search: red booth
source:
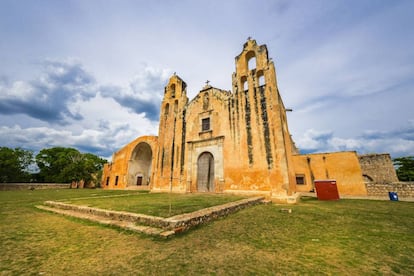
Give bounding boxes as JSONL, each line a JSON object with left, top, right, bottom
{"left": 314, "top": 180, "right": 340, "bottom": 200}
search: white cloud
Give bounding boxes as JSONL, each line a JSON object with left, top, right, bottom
{"left": 0, "top": 60, "right": 97, "bottom": 123}
{"left": 296, "top": 129, "right": 333, "bottom": 151}
{"left": 99, "top": 65, "right": 171, "bottom": 121}
{"left": 0, "top": 61, "right": 165, "bottom": 158}
{"left": 296, "top": 125, "right": 414, "bottom": 158}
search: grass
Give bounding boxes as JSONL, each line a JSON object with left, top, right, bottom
{"left": 61, "top": 192, "right": 247, "bottom": 217}
{"left": 0, "top": 189, "right": 413, "bottom": 275}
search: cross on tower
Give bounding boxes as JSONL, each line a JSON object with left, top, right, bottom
{"left": 205, "top": 80, "right": 210, "bottom": 86}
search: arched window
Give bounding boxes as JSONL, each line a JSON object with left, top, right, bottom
{"left": 257, "top": 71, "right": 265, "bottom": 86}
{"left": 174, "top": 100, "right": 178, "bottom": 114}
{"left": 170, "top": 84, "right": 176, "bottom": 98}
{"left": 246, "top": 51, "right": 256, "bottom": 71}
{"left": 164, "top": 103, "right": 170, "bottom": 116}
{"left": 248, "top": 57, "right": 257, "bottom": 71}
{"left": 241, "top": 76, "right": 248, "bottom": 91}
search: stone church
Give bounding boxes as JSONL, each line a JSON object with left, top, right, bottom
{"left": 101, "top": 39, "right": 397, "bottom": 202}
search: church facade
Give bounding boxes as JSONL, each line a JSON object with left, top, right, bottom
{"left": 101, "top": 39, "right": 396, "bottom": 201}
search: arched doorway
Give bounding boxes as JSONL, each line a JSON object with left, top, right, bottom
{"left": 197, "top": 152, "right": 214, "bottom": 192}
{"left": 128, "top": 142, "right": 152, "bottom": 187}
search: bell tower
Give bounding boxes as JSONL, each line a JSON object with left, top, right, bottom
{"left": 153, "top": 74, "right": 189, "bottom": 191}
{"left": 231, "top": 38, "right": 296, "bottom": 197}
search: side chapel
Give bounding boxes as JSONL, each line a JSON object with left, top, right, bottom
{"left": 101, "top": 39, "right": 397, "bottom": 202}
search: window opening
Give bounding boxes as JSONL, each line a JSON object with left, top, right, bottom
{"left": 248, "top": 56, "right": 256, "bottom": 71}
{"left": 202, "top": 118, "right": 210, "bottom": 131}
{"left": 164, "top": 103, "right": 170, "bottom": 116}
{"left": 258, "top": 75, "right": 265, "bottom": 86}
{"left": 296, "top": 175, "right": 305, "bottom": 185}
{"left": 106, "top": 177, "right": 110, "bottom": 186}
{"left": 115, "top": 176, "right": 119, "bottom": 186}
{"left": 241, "top": 75, "right": 248, "bottom": 91}
{"left": 243, "top": 80, "right": 248, "bottom": 91}
{"left": 174, "top": 100, "right": 178, "bottom": 114}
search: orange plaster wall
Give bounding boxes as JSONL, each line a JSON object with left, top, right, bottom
{"left": 292, "top": 151, "right": 367, "bottom": 196}
{"left": 101, "top": 136, "right": 158, "bottom": 190}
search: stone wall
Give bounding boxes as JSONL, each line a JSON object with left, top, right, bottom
{"left": 365, "top": 182, "right": 414, "bottom": 198}
{"left": 0, "top": 183, "right": 71, "bottom": 191}
{"left": 358, "top": 153, "right": 398, "bottom": 184}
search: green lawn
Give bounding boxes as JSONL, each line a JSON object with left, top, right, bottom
{"left": 1, "top": 189, "right": 413, "bottom": 275}
{"left": 62, "top": 192, "right": 247, "bottom": 217}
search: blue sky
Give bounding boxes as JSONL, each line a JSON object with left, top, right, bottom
{"left": 0, "top": 0, "right": 413, "bottom": 159}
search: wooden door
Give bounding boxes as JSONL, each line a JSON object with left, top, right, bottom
{"left": 197, "top": 152, "right": 214, "bottom": 192}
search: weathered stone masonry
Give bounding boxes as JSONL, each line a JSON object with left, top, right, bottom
{"left": 365, "top": 182, "right": 414, "bottom": 198}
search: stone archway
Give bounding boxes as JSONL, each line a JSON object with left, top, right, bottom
{"left": 128, "top": 142, "right": 152, "bottom": 187}
{"left": 197, "top": 152, "right": 214, "bottom": 192}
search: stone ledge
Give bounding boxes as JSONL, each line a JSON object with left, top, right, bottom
{"left": 36, "top": 205, "right": 170, "bottom": 237}
{"left": 40, "top": 196, "right": 265, "bottom": 237}
{"left": 165, "top": 196, "right": 264, "bottom": 230}
{"left": 43, "top": 201, "right": 167, "bottom": 228}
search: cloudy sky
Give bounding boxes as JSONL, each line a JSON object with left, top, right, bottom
{"left": 0, "top": 0, "right": 413, "bottom": 159}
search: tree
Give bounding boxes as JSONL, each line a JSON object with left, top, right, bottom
{"left": 36, "top": 147, "right": 79, "bottom": 182}
{"left": 393, "top": 156, "right": 414, "bottom": 181}
{"left": 35, "top": 147, "right": 107, "bottom": 184}
{"left": 81, "top": 153, "right": 107, "bottom": 185}
{"left": 0, "top": 147, "right": 34, "bottom": 182}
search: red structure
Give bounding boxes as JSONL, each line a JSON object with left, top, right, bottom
{"left": 314, "top": 180, "right": 340, "bottom": 200}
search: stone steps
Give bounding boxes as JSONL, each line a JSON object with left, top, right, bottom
{"left": 36, "top": 196, "right": 265, "bottom": 238}
{"left": 36, "top": 205, "right": 174, "bottom": 237}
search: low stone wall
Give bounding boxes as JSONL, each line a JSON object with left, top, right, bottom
{"left": 365, "top": 182, "right": 414, "bottom": 198}
{"left": 165, "top": 197, "right": 265, "bottom": 231}
{"left": 0, "top": 183, "right": 71, "bottom": 191}
{"left": 43, "top": 201, "right": 167, "bottom": 228}
{"left": 44, "top": 196, "right": 265, "bottom": 232}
